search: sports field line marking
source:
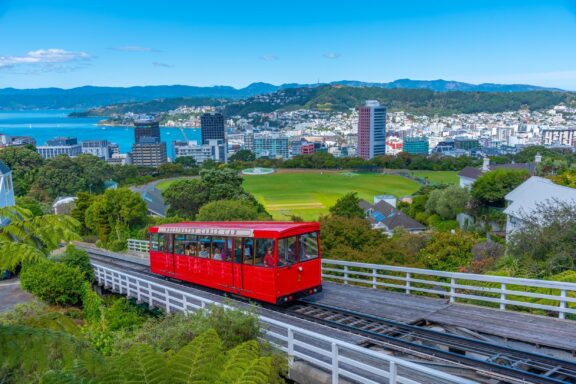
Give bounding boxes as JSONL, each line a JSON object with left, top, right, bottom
{"left": 266, "top": 203, "right": 325, "bottom": 208}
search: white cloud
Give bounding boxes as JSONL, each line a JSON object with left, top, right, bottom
{"left": 0, "top": 49, "right": 92, "bottom": 73}
{"left": 260, "top": 54, "right": 279, "bottom": 61}
{"left": 111, "top": 45, "right": 159, "bottom": 53}
{"left": 323, "top": 52, "right": 341, "bottom": 59}
{"left": 153, "top": 61, "right": 174, "bottom": 68}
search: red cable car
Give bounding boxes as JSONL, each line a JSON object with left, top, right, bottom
{"left": 149, "top": 222, "right": 322, "bottom": 304}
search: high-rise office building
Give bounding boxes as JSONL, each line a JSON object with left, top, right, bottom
{"left": 81, "top": 140, "right": 111, "bottom": 160}
{"left": 403, "top": 137, "right": 429, "bottom": 155}
{"left": 253, "top": 133, "right": 289, "bottom": 159}
{"left": 37, "top": 137, "right": 82, "bottom": 159}
{"left": 357, "top": 100, "right": 386, "bottom": 160}
{"left": 173, "top": 139, "right": 227, "bottom": 164}
{"left": 131, "top": 119, "right": 167, "bottom": 166}
{"left": 200, "top": 113, "right": 225, "bottom": 144}
{"left": 134, "top": 120, "right": 161, "bottom": 143}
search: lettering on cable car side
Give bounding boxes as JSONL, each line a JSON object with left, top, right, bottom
{"left": 158, "top": 227, "right": 254, "bottom": 237}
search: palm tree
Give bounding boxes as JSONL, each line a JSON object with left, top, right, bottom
{"left": 0, "top": 206, "right": 81, "bottom": 271}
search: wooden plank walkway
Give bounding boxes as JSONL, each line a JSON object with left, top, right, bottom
{"left": 309, "top": 282, "right": 576, "bottom": 352}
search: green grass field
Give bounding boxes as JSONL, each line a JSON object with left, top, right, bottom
{"left": 155, "top": 170, "right": 458, "bottom": 220}
{"left": 242, "top": 171, "right": 424, "bottom": 220}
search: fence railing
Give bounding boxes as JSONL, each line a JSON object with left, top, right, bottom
{"left": 92, "top": 262, "right": 473, "bottom": 384}
{"left": 123, "top": 239, "right": 576, "bottom": 320}
{"left": 127, "top": 239, "right": 150, "bottom": 254}
{"left": 322, "top": 259, "right": 576, "bottom": 320}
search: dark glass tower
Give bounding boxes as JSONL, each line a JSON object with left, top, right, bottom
{"left": 200, "top": 113, "right": 225, "bottom": 144}
{"left": 134, "top": 120, "right": 161, "bottom": 143}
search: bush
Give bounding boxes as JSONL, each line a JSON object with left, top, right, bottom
{"left": 20, "top": 260, "right": 84, "bottom": 306}
{"left": 81, "top": 282, "right": 102, "bottom": 324}
{"left": 59, "top": 244, "right": 94, "bottom": 282}
{"left": 103, "top": 297, "right": 147, "bottom": 331}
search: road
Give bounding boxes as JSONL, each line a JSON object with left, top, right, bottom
{"left": 0, "top": 279, "right": 34, "bottom": 313}
{"left": 130, "top": 176, "right": 196, "bottom": 217}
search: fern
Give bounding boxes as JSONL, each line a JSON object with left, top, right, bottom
{"left": 219, "top": 341, "right": 271, "bottom": 384}
{"left": 169, "top": 329, "right": 224, "bottom": 384}
{"left": 105, "top": 344, "right": 167, "bottom": 384}
{"left": 0, "top": 206, "right": 81, "bottom": 271}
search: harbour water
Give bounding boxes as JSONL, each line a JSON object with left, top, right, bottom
{"left": 0, "top": 110, "right": 201, "bottom": 155}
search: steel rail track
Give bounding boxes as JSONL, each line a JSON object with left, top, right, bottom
{"left": 86, "top": 251, "right": 576, "bottom": 384}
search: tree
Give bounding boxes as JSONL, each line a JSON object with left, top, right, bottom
{"left": 159, "top": 162, "right": 185, "bottom": 177}
{"left": 0, "top": 206, "right": 80, "bottom": 271}
{"left": 73, "top": 154, "right": 113, "bottom": 194}
{"left": 58, "top": 244, "right": 95, "bottom": 282}
{"left": 16, "top": 196, "right": 44, "bottom": 216}
{"left": 175, "top": 156, "right": 198, "bottom": 168}
{"left": 417, "top": 230, "right": 478, "bottom": 271}
{"left": 471, "top": 169, "right": 530, "bottom": 207}
{"left": 85, "top": 188, "right": 148, "bottom": 249}
{"left": 329, "top": 192, "right": 365, "bottom": 219}
{"left": 507, "top": 201, "right": 576, "bottom": 277}
{"left": 20, "top": 260, "right": 85, "bottom": 306}
{"left": 425, "top": 185, "right": 470, "bottom": 219}
{"left": 229, "top": 149, "right": 256, "bottom": 162}
{"left": 554, "top": 169, "right": 576, "bottom": 188}
{"left": 196, "top": 200, "right": 270, "bottom": 221}
{"left": 0, "top": 146, "right": 43, "bottom": 196}
{"left": 70, "top": 192, "right": 96, "bottom": 235}
{"left": 162, "top": 179, "right": 209, "bottom": 218}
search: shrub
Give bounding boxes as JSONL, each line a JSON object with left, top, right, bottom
{"left": 103, "top": 297, "right": 147, "bottom": 331}
{"left": 81, "top": 282, "right": 102, "bottom": 325}
{"left": 59, "top": 244, "right": 94, "bottom": 282}
{"left": 20, "top": 260, "right": 84, "bottom": 306}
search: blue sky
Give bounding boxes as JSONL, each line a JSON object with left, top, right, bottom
{"left": 0, "top": 0, "right": 575, "bottom": 89}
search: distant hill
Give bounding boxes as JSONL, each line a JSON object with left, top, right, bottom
{"left": 0, "top": 79, "right": 566, "bottom": 110}
{"left": 75, "top": 85, "right": 575, "bottom": 118}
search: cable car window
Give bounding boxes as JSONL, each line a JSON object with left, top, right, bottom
{"left": 278, "top": 236, "right": 298, "bottom": 267}
{"left": 184, "top": 235, "right": 198, "bottom": 256}
{"left": 212, "top": 236, "right": 226, "bottom": 261}
{"left": 243, "top": 238, "right": 254, "bottom": 265}
{"left": 255, "top": 239, "right": 275, "bottom": 268}
{"left": 198, "top": 237, "right": 211, "bottom": 258}
{"left": 150, "top": 233, "right": 160, "bottom": 251}
{"left": 157, "top": 234, "right": 166, "bottom": 252}
{"left": 299, "top": 232, "right": 319, "bottom": 261}
{"left": 226, "top": 238, "right": 234, "bottom": 262}
{"left": 174, "top": 234, "right": 187, "bottom": 255}
{"left": 233, "top": 238, "right": 243, "bottom": 263}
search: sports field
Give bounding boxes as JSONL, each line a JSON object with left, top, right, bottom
{"left": 242, "top": 170, "right": 422, "bottom": 220}
{"left": 406, "top": 170, "right": 459, "bottom": 185}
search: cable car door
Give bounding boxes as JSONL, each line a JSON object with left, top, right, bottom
{"left": 231, "top": 237, "right": 243, "bottom": 292}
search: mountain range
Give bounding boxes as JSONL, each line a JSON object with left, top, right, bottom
{"left": 0, "top": 79, "right": 566, "bottom": 110}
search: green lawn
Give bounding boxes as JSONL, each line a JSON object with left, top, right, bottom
{"left": 155, "top": 170, "right": 459, "bottom": 220}
{"left": 407, "top": 170, "right": 459, "bottom": 185}
{"left": 242, "top": 171, "right": 421, "bottom": 220}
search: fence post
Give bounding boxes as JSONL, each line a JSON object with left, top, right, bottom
{"left": 372, "top": 269, "right": 377, "bottom": 289}
{"left": 500, "top": 283, "right": 507, "bottom": 311}
{"left": 331, "top": 342, "right": 339, "bottom": 384}
{"left": 165, "top": 287, "right": 170, "bottom": 314}
{"left": 389, "top": 361, "right": 397, "bottom": 384}
{"left": 559, "top": 289, "right": 567, "bottom": 320}
{"left": 450, "top": 277, "right": 456, "bottom": 303}
{"left": 405, "top": 272, "right": 411, "bottom": 295}
{"left": 136, "top": 280, "right": 141, "bottom": 302}
{"left": 344, "top": 265, "right": 349, "bottom": 285}
{"left": 148, "top": 283, "right": 153, "bottom": 308}
{"left": 287, "top": 328, "right": 294, "bottom": 366}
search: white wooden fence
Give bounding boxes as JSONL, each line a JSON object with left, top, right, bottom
{"left": 125, "top": 239, "right": 576, "bottom": 320}
{"left": 92, "top": 262, "right": 474, "bottom": 384}
{"left": 322, "top": 259, "right": 576, "bottom": 320}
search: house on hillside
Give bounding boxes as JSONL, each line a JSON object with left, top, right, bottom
{"left": 359, "top": 197, "right": 426, "bottom": 236}
{"left": 0, "top": 161, "right": 16, "bottom": 226}
{"left": 458, "top": 155, "right": 540, "bottom": 189}
{"left": 503, "top": 176, "right": 576, "bottom": 236}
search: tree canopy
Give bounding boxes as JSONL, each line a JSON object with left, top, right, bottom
{"left": 471, "top": 169, "right": 530, "bottom": 207}
{"left": 329, "top": 192, "right": 365, "bottom": 219}
{"left": 0, "top": 146, "right": 43, "bottom": 196}
{"left": 196, "top": 199, "right": 270, "bottom": 221}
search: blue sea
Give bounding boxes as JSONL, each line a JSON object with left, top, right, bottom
{"left": 0, "top": 110, "right": 201, "bottom": 156}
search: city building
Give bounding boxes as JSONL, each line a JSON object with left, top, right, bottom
{"left": 37, "top": 137, "right": 82, "bottom": 159}
{"left": 131, "top": 119, "right": 167, "bottom": 167}
{"left": 81, "top": 140, "right": 111, "bottom": 160}
{"left": 253, "top": 133, "right": 289, "bottom": 159}
{"left": 0, "top": 161, "right": 15, "bottom": 213}
{"left": 504, "top": 177, "right": 576, "bottom": 236}
{"left": 131, "top": 138, "right": 167, "bottom": 167}
{"left": 403, "top": 136, "right": 429, "bottom": 155}
{"left": 173, "top": 139, "right": 227, "bottom": 164}
{"left": 454, "top": 137, "right": 480, "bottom": 151}
{"left": 134, "top": 120, "right": 161, "bottom": 142}
{"left": 10, "top": 136, "right": 36, "bottom": 147}
{"left": 200, "top": 112, "right": 225, "bottom": 144}
{"left": 107, "top": 153, "right": 132, "bottom": 165}
{"left": 541, "top": 128, "right": 576, "bottom": 147}
{"left": 357, "top": 100, "right": 386, "bottom": 160}
{"left": 300, "top": 142, "right": 315, "bottom": 155}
